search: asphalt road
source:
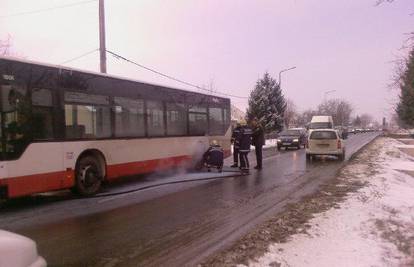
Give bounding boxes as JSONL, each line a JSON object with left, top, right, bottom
{"left": 0, "top": 132, "right": 379, "bottom": 267}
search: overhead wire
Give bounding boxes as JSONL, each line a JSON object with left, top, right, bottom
{"left": 106, "top": 50, "right": 248, "bottom": 99}
{"left": 60, "top": 48, "right": 99, "bottom": 64}
{"left": 0, "top": 0, "right": 98, "bottom": 19}
{"left": 1, "top": 1, "right": 249, "bottom": 100}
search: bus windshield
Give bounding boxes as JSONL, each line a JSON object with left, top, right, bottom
{"left": 0, "top": 84, "right": 30, "bottom": 160}
{"left": 0, "top": 84, "right": 53, "bottom": 160}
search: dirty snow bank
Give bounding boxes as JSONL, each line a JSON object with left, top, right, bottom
{"left": 248, "top": 138, "right": 414, "bottom": 267}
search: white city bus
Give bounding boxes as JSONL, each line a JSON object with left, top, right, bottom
{"left": 0, "top": 56, "right": 231, "bottom": 198}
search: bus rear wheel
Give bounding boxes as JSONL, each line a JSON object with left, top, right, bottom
{"left": 74, "top": 156, "right": 103, "bottom": 196}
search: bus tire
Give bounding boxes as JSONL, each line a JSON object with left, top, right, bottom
{"left": 74, "top": 156, "right": 103, "bottom": 196}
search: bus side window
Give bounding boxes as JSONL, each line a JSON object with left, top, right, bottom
{"left": 223, "top": 107, "right": 230, "bottom": 130}
{"left": 32, "top": 88, "right": 54, "bottom": 140}
{"left": 208, "top": 107, "right": 224, "bottom": 135}
{"left": 188, "top": 105, "right": 207, "bottom": 136}
{"left": 146, "top": 100, "right": 165, "bottom": 137}
{"left": 64, "top": 104, "right": 111, "bottom": 139}
{"left": 166, "top": 103, "right": 187, "bottom": 136}
{"left": 114, "top": 97, "right": 145, "bottom": 137}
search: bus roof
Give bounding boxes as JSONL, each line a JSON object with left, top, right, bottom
{"left": 0, "top": 55, "right": 230, "bottom": 102}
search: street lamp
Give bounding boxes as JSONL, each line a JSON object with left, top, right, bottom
{"left": 278, "top": 66, "right": 296, "bottom": 88}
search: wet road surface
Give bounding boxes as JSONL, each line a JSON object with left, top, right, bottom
{"left": 0, "top": 133, "right": 379, "bottom": 266}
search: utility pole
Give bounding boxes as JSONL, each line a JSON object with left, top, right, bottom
{"left": 99, "top": 0, "right": 107, "bottom": 73}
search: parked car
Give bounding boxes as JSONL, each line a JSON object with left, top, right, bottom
{"left": 306, "top": 129, "right": 345, "bottom": 161}
{"left": 0, "top": 230, "right": 46, "bottom": 267}
{"left": 334, "top": 126, "right": 348, "bottom": 139}
{"left": 277, "top": 128, "right": 307, "bottom": 150}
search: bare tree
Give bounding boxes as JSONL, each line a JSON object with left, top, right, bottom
{"left": 317, "top": 98, "right": 353, "bottom": 126}
{"left": 284, "top": 98, "right": 298, "bottom": 128}
{"left": 359, "top": 113, "right": 375, "bottom": 128}
{"left": 0, "top": 35, "right": 24, "bottom": 58}
{"left": 0, "top": 35, "right": 12, "bottom": 56}
{"left": 375, "top": 0, "right": 394, "bottom": 5}
{"left": 296, "top": 109, "right": 317, "bottom": 127}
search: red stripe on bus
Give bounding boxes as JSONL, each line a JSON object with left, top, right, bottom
{"left": 0, "top": 170, "right": 74, "bottom": 198}
{"left": 1, "top": 150, "right": 231, "bottom": 198}
{"left": 106, "top": 155, "right": 193, "bottom": 179}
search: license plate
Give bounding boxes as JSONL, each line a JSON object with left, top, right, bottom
{"left": 283, "top": 143, "right": 291, "bottom": 146}
{"left": 317, "top": 144, "right": 329, "bottom": 147}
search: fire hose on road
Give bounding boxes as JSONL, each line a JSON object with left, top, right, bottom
{"left": 92, "top": 169, "right": 245, "bottom": 198}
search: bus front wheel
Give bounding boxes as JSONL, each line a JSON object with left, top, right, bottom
{"left": 74, "top": 156, "right": 103, "bottom": 196}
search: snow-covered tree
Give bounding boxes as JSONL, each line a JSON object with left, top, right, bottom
{"left": 246, "top": 72, "right": 286, "bottom": 133}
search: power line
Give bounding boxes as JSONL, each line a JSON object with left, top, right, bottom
{"left": 106, "top": 50, "right": 248, "bottom": 99}
{"left": 60, "top": 48, "right": 99, "bottom": 64}
{"left": 0, "top": 0, "right": 98, "bottom": 19}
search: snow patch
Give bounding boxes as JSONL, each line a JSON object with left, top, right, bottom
{"left": 248, "top": 138, "right": 414, "bottom": 267}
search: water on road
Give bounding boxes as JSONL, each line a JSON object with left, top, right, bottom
{"left": 0, "top": 133, "right": 378, "bottom": 266}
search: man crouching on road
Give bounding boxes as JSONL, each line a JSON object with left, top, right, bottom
{"left": 238, "top": 120, "right": 252, "bottom": 174}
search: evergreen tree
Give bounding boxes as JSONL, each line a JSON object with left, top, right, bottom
{"left": 397, "top": 48, "right": 414, "bottom": 127}
{"left": 246, "top": 72, "right": 286, "bottom": 133}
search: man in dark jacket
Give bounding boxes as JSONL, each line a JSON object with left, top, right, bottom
{"left": 251, "top": 119, "right": 265, "bottom": 170}
{"left": 230, "top": 122, "right": 242, "bottom": 168}
{"left": 238, "top": 120, "right": 252, "bottom": 173}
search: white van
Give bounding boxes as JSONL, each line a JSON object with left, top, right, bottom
{"left": 309, "top": 116, "right": 334, "bottom": 130}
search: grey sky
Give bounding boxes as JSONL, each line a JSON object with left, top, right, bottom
{"left": 1, "top": 0, "right": 413, "bottom": 121}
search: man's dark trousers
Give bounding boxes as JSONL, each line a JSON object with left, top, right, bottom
{"left": 255, "top": 145, "right": 263, "bottom": 168}
{"left": 233, "top": 146, "right": 239, "bottom": 166}
{"left": 239, "top": 151, "right": 249, "bottom": 170}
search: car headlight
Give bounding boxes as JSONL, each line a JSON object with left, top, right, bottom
{"left": 277, "top": 139, "right": 282, "bottom": 142}
{"left": 293, "top": 138, "right": 299, "bottom": 142}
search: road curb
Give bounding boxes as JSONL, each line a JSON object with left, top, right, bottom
{"left": 348, "top": 135, "right": 380, "bottom": 162}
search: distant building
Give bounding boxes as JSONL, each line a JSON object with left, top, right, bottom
{"left": 231, "top": 104, "right": 245, "bottom": 122}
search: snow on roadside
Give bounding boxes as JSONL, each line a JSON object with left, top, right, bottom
{"left": 263, "top": 139, "right": 278, "bottom": 149}
{"left": 230, "top": 139, "right": 279, "bottom": 153}
{"left": 247, "top": 138, "right": 414, "bottom": 267}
